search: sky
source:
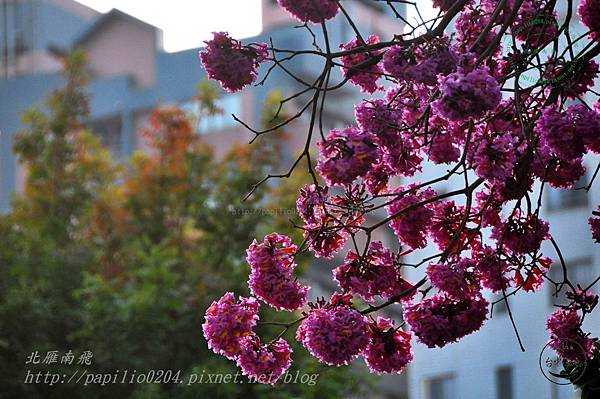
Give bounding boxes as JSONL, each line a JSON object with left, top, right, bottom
{"left": 75, "top": 0, "right": 263, "bottom": 52}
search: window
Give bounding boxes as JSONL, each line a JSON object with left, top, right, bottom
{"left": 181, "top": 94, "right": 241, "bottom": 134}
{"left": 425, "top": 375, "right": 456, "bottom": 399}
{"left": 496, "top": 366, "right": 513, "bottom": 399}
{"left": 492, "top": 294, "right": 509, "bottom": 315}
{"left": 548, "top": 257, "right": 595, "bottom": 306}
{"left": 89, "top": 116, "right": 123, "bottom": 157}
{"left": 546, "top": 172, "right": 588, "bottom": 211}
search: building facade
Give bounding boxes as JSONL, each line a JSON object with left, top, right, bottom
{"left": 0, "top": 0, "right": 401, "bottom": 211}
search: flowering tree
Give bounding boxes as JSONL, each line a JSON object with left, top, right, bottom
{"left": 0, "top": 53, "right": 371, "bottom": 398}
{"left": 200, "top": 0, "right": 600, "bottom": 393}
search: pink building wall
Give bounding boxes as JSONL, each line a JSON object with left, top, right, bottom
{"left": 84, "top": 16, "right": 158, "bottom": 87}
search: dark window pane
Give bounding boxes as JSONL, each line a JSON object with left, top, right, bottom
{"left": 496, "top": 366, "right": 513, "bottom": 399}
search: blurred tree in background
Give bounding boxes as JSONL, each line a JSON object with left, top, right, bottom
{"left": 0, "top": 52, "right": 371, "bottom": 399}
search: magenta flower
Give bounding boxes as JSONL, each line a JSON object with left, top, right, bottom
{"left": 384, "top": 84, "right": 428, "bottom": 125}
{"left": 566, "top": 289, "right": 599, "bottom": 312}
{"left": 304, "top": 222, "right": 349, "bottom": 259}
{"left": 387, "top": 185, "right": 436, "bottom": 250}
{"left": 202, "top": 292, "right": 259, "bottom": 360}
{"left": 236, "top": 336, "right": 293, "bottom": 385}
{"left": 296, "top": 184, "right": 329, "bottom": 225}
{"left": 532, "top": 146, "right": 587, "bottom": 189}
{"left": 492, "top": 212, "right": 550, "bottom": 255}
{"left": 433, "top": 66, "right": 501, "bottom": 121}
{"left": 513, "top": 2, "right": 558, "bottom": 48}
{"left": 380, "top": 137, "right": 423, "bottom": 177}
{"left": 364, "top": 161, "right": 393, "bottom": 194}
{"left": 277, "top": 0, "right": 339, "bottom": 23}
{"left": 427, "top": 132, "right": 460, "bottom": 164}
{"left": 472, "top": 131, "right": 517, "bottom": 182}
{"left": 535, "top": 105, "right": 596, "bottom": 161}
{"left": 316, "top": 127, "right": 378, "bottom": 186}
{"left": 340, "top": 35, "right": 383, "bottom": 93}
{"left": 364, "top": 317, "right": 413, "bottom": 374}
{"left": 578, "top": 0, "right": 600, "bottom": 41}
{"left": 404, "top": 294, "right": 488, "bottom": 348}
{"left": 333, "top": 241, "right": 404, "bottom": 301}
{"left": 588, "top": 103, "right": 600, "bottom": 154}
{"left": 475, "top": 186, "right": 504, "bottom": 228}
{"left": 426, "top": 258, "right": 481, "bottom": 300}
{"left": 383, "top": 42, "right": 457, "bottom": 85}
{"left": 246, "top": 233, "right": 308, "bottom": 311}
{"left": 546, "top": 308, "right": 594, "bottom": 361}
{"left": 544, "top": 59, "right": 598, "bottom": 99}
{"left": 296, "top": 186, "right": 365, "bottom": 259}
{"left": 429, "top": 200, "right": 477, "bottom": 251}
{"left": 354, "top": 99, "right": 402, "bottom": 147}
{"left": 590, "top": 206, "right": 600, "bottom": 243}
{"left": 296, "top": 294, "right": 369, "bottom": 366}
{"left": 473, "top": 246, "right": 511, "bottom": 293}
{"left": 454, "top": 7, "right": 496, "bottom": 56}
{"left": 199, "top": 32, "right": 268, "bottom": 92}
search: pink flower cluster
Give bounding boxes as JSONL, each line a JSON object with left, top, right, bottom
{"left": 433, "top": 66, "right": 502, "bottom": 121}
{"left": 333, "top": 241, "right": 413, "bottom": 302}
{"left": 429, "top": 200, "right": 477, "bottom": 250}
{"left": 492, "top": 212, "right": 550, "bottom": 255}
{"left": 296, "top": 294, "right": 369, "bottom": 365}
{"left": 566, "top": 289, "right": 599, "bottom": 313}
{"left": 578, "top": 0, "right": 600, "bottom": 41}
{"left": 426, "top": 258, "right": 480, "bottom": 299}
{"left": 472, "top": 131, "right": 517, "bottom": 182}
{"left": 513, "top": 1, "right": 558, "bottom": 48}
{"left": 303, "top": 216, "right": 352, "bottom": 259}
{"left": 203, "top": 293, "right": 294, "bottom": 384}
{"left": 387, "top": 185, "right": 436, "bottom": 250}
{"left": 544, "top": 59, "right": 599, "bottom": 99}
{"left": 354, "top": 98, "right": 424, "bottom": 179}
{"left": 546, "top": 308, "right": 595, "bottom": 361}
{"left": 533, "top": 146, "right": 587, "bottom": 189}
{"left": 236, "top": 336, "right": 293, "bottom": 384}
{"left": 296, "top": 184, "right": 328, "bottom": 224}
{"left": 199, "top": 32, "right": 268, "bottom": 92}
{"left": 404, "top": 294, "right": 488, "bottom": 348}
{"left": 203, "top": 293, "right": 259, "bottom": 360}
{"left": 354, "top": 99, "right": 402, "bottom": 147}
{"left": 428, "top": 130, "right": 461, "bottom": 164}
{"left": 340, "top": 35, "right": 383, "bottom": 93}
{"left": 296, "top": 295, "right": 416, "bottom": 372}
{"left": 277, "top": 0, "right": 339, "bottom": 23}
{"left": 246, "top": 233, "right": 309, "bottom": 311}
{"left": 316, "top": 127, "right": 378, "bottom": 186}
{"left": 364, "top": 317, "right": 413, "bottom": 374}
{"left": 474, "top": 246, "right": 511, "bottom": 293}
{"left": 382, "top": 41, "right": 457, "bottom": 86}
{"left": 535, "top": 104, "right": 600, "bottom": 162}
{"left": 590, "top": 206, "right": 600, "bottom": 243}
{"left": 295, "top": 184, "right": 360, "bottom": 259}
{"left": 454, "top": 6, "right": 496, "bottom": 55}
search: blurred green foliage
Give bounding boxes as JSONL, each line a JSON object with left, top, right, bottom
{"left": 0, "top": 51, "right": 372, "bottom": 399}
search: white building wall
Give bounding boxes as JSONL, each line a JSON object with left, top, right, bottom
{"left": 404, "top": 0, "right": 600, "bottom": 395}
{"left": 404, "top": 159, "right": 599, "bottom": 399}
